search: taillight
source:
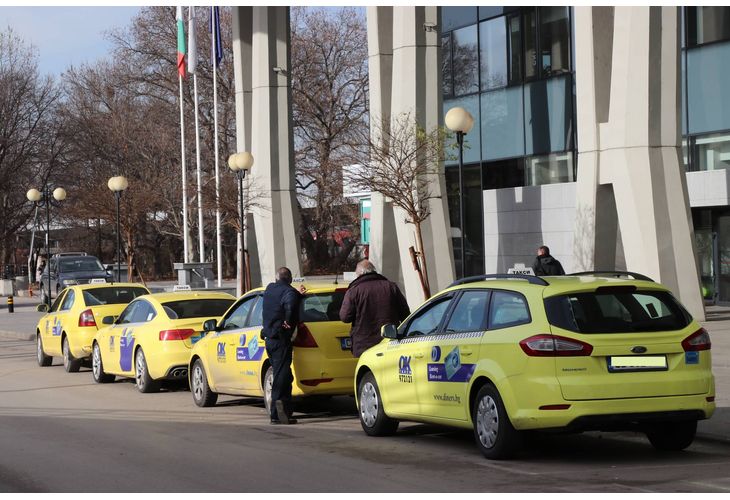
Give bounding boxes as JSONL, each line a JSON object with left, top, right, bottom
{"left": 520, "top": 334, "right": 593, "bottom": 357}
{"left": 682, "top": 327, "right": 711, "bottom": 351}
{"left": 159, "top": 329, "right": 195, "bottom": 341}
{"left": 292, "top": 323, "right": 318, "bottom": 348}
{"left": 78, "top": 309, "right": 97, "bottom": 327}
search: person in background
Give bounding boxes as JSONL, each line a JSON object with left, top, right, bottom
{"left": 532, "top": 245, "right": 565, "bottom": 276}
{"left": 340, "top": 259, "right": 411, "bottom": 357}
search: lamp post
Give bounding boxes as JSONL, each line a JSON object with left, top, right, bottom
{"left": 26, "top": 185, "right": 67, "bottom": 307}
{"left": 445, "top": 106, "right": 475, "bottom": 279}
{"left": 228, "top": 152, "right": 254, "bottom": 296}
{"left": 107, "top": 176, "right": 129, "bottom": 283}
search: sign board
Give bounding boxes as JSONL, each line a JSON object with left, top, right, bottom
{"left": 507, "top": 263, "right": 535, "bottom": 276}
{"left": 90, "top": 278, "right": 107, "bottom": 284}
{"left": 173, "top": 284, "right": 192, "bottom": 291}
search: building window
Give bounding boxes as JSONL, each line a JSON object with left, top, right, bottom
{"left": 525, "top": 151, "right": 574, "bottom": 186}
{"left": 452, "top": 25, "right": 479, "bottom": 96}
{"left": 479, "top": 17, "right": 508, "bottom": 90}
{"left": 482, "top": 157, "right": 526, "bottom": 190}
{"left": 686, "top": 7, "right": 730, "bottom": 47}
{"left": 539, "top": 7, "right": 571, "bottom": 77}
{"left": 480, "top": 87, "right": 524, "bottom": 161}
{"left": 524, "top": 9, "right": 538, "bottom": 80}
{"left": 524, "top": 74, "right": 573, "bottom": 155}
{"left": 446, "top": 164, "right": 485, "bottom": 278}
{"left": 692, "top": 132, "right": 730, "bottom": 171}
{"left": 442, "top": 7, "right": 478, "bottom": 32}
{"left": 442, "top": 33, "right": 453, "bottom": 96}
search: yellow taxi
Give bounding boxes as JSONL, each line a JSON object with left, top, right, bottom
{"left": 188, "top": 283, "right": 356, "bottom": 413}
{"left": 35, "top": 282, "right": 150, "bottom": 372}
{"left": 354, "top": 272, "right": 715, "bottom": 459}
{"left": 91, "top": 291, "right": 235, "bottom": 393}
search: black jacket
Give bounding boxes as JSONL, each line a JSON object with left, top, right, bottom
{"left": 532, "top": 254, "right": 565, "bottom": 276}
{"left": 261, "top": 280, "right": 302, "bottom": 340}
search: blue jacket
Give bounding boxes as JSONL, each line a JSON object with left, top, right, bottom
{"left": 261, "top": 279, "right": 302, "bottom": 340}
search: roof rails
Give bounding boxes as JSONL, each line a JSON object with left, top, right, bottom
{"left": 568, "top": 271, "right": 654, "bottom": 282}
{"left": 450, "top": 274, "right": 549, "bottom": 287}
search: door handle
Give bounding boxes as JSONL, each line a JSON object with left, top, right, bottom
{"left": 461, "top": 349, "right": 474, "bottom": 356}
{"left": 414, "top": 352, "right": 424, "bottom": 359}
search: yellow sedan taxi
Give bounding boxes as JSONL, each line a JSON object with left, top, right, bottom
{"left": 92, "top": 291, "right": 235, "bottom": 393}
{"left": 354, "top": 272, "right": 715, "bottom": 459}
{"left": 35, "top": 282, "right": 150, "bottom": 372}
{"left": 188, "top": 284, "right": 356, "bottom": 413}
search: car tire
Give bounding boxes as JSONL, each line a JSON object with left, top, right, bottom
{"left": 191, "top": 359, "right": 218, "bottom": 407}
{"left": 40, "top": 284, "right": 49, "bottom": 305}
{"left": 135, "top": 348, "right": 160, "bottom": 393}
{"left": 92, "top": 342, "right": 115, "bottom": 383}
{"left": 264, "top": 366, "right": 274, "bottom": 416}
{"left": 37, "top": 334, "right": 52, "bottom": 367}
{"left": 358, "top": 372, "right": 399, "bottom": 436}
{"left": 472, "top": 384, "right": 520, "bottom": 460}
{"left": 646, "top": 420, "right": 697, "bottom": 451}
{"left": 62, "top": 336, "right": 82, "bottom": 373}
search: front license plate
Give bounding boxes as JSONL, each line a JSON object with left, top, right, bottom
{"left": 608, "top": 355, "right": 668, "bottom": 372}
{"left": 339, "top": 337, "right": 352, "bottom": 351}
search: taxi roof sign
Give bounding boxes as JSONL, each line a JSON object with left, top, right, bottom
{"left": 90, "top": 278, "right": 107, "bottom": 284}
{"left": 173, "top": 284, "right": 192, "bottom": 291}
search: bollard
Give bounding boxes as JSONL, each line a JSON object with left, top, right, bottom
{"left": 7, "top": 296, "right": 14, "bottom": 313}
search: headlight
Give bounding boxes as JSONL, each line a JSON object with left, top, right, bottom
{"left": 62, "top": 279, "right": 78, "bottom": 285}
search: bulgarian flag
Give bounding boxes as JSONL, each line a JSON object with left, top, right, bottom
{"left": 176, "top": 6, "right": 186, "bottom": 77}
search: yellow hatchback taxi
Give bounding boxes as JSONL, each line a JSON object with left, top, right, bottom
{"left": 35, "top": 282, "right": 150, "bottom": 372}
{"left": 355, "top": 272, "right": 715, "bottom": 460}
{"left": 92, "top": 291, "right": 235, "bottom": 393}
{"left": 189, "top": 284, "right": 356, "bottom": 413}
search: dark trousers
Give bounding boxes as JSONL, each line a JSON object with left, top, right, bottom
{"left": 265, "top": 336, "right": 293, "bottom": 419}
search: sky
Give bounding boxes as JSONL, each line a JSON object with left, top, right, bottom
{"left": 0, "top": 6, "right": 141, "bottom": 77}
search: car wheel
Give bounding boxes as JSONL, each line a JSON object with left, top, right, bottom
{"left": 40, "top": 284, "right": 49, "bottom": 305}
{"left": 358, "top": 371, "right": 399, "bottom": 436}
{"left": 646, "top": 420, "right": 697, "bottom": 451}
{"left": 264, "top": 366, "right": 274, "bottom": 415}
{"left": 135, "top": 348, "right": 160, "bottom": 393}
{"left": 191, "top": 359, "right": 218, "bottom": 407}
{"left": 37, "top": 334, "right": 52, "bottom": 367}
{"left": 92, "top": 342, "right": 115, "bottom": 383}
{"left": 62, "top": 336, "right": 82, "bottom": 373}
{"left": 472, "top": 384, "right": 520, "bottom": 460}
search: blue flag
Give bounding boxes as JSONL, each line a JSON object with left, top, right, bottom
{"left": 211, "top": 6, "right": 223, "bottom": 66}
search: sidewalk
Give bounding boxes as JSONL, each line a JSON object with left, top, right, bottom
{"left": 0, "top": 294, "right": 727, "bottom": 443}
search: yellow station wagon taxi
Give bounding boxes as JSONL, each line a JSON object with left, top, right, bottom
{"left": 354, "top": 272, "right": 715, "bottom": 459}
{"left": 91, "top": 291, "right": 235, "bottom": 393}
{"left": 35, "top": 282, "right": 150, "bottom": 372}
{"left": 188, "top": 283, "right": 356, "bottom": 413}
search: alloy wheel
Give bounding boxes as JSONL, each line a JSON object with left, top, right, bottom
{"left": 92, "top": 344, "right": 101, "bottom": 379}
{"left": 360, "top": 381, "right": 378, "bottom": 428}
{"left": 192, "top": 364, "right": 204, "bottom": 402}
{"left": 476, "top": 394, "right": 499, "bottom": 449}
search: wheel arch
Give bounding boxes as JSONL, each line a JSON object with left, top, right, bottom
{"left": 354, "top": 365, "right": 373, "bottom": 406}
{"left": 260, "top": 359, "right": 272, "bottom": 392}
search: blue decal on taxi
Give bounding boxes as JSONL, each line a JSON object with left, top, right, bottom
{"left": 217, "top": 342, "right": 226, "bottom": 362}
{"left": 236, "top": 336, "right": 264, "bottom": 361}
{"left": 685, "top": 351, "right": 699, "bottom": 365}
{"left": 427, "top": 346, "right": 475, "bottom": 383}
{"left": 398, "top": 355, "right": 413, "bottom": 383}
{"left": 51, "top": 317, "right": 62, "bottom": 337}
{"left": 119, "top": 328, "right": 135, "bottom": 371}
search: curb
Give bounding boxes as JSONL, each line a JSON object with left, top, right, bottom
{"left": 0, "top": 330, "right": 34, "bottom": 341}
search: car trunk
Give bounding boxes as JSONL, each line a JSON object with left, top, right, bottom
{"left": 164, "top": 318, "right": 209, "bottom": 348}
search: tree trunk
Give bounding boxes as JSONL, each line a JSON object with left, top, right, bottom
{"left": 414, "top": 221, "right": 431, "bottom": 299}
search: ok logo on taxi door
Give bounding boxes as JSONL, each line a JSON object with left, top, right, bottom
{"left": 398, "top": 355, "right": 412, "bottom": 383}
{"left": 217, "top": 342, "right": 226, "bottom": 362}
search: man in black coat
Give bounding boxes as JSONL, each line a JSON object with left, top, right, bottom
{"left": 339, "top": 260, "right": 411, "bottom": 357}
{"left": 262, "top": 267, "right": 304, "bottom": 425}
{"left": 532, "top": 245, "right": 566, "bottom": 276}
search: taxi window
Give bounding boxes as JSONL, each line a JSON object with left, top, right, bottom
{"left": 247, "top": 297, "right": 263, "bottom": 327}
{"left": 83, "top": 287, "right": 148, "bottom": 306}
{"left": 404, "top": 296, "right": 454, "bottom": 336}
{"left": 130, "top": 300, "right": 156, "bottom": 323}
{"left": 162, "top": 299, "right": 235, "bottom": 320}
{"left": 60, "top": 290, "right": 76, "bottom": 311}
{"left": 49, "top": 290, "right": 67, "bottom": 313}
{"left": 117, "top": 302, "right": 140, "bottom": 324}
{"left": 488, "top": 290, "right": 531, "bottom": 329}
{"left": 445, "top": 290, "right": 490, "bottom": 333}
{"left": 220, "top": 296, "right": 256, "bottom": 330}
{"left": 300, "top": 291, "right": 346, "bottom": 322}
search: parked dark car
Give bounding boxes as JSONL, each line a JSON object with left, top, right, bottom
{"left": 39, "top": 254, "right": 111, "bottom": 302}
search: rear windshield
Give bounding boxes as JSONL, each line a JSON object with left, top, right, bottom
{"left": 545, "top": 290, "right": 691, "bottom": 333}
{"left": 299, "top": 291, "right": 346, "bottom": 322}
{"left": 83, "top": 287, "right": 148, "bottom": 306}
{"left": 162, "top": 299, "right": 235, "bottom": 320}
{"left": 59, "top": 257, "right": 104, "bottom": 273}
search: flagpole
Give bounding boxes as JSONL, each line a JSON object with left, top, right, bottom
{"left": 178, "top": 74, "right": 190, "bottom": 264}
{"left": 189, "top": 6, "right": 205, "bottom": 266}
{"left": 212, "top": 9, "right": 222, "bottom": 288}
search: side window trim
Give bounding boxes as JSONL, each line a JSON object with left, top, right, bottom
{"left": 400, "top": 292, "right": 456, "bottom": 337}
{"left": 487, "top": 288, "right": 532, "bottom": 330}
{"left": 221, "top": 295, "right": 256, "bottom": 330}
{"left": 50, "top": 289, "right": 68, "bottom": 313}
{"left": 443, "top": 288, "right": 492, "bottom": 334}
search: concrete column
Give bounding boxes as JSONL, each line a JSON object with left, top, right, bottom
{"left": 573, "top": 6, "right": 704, "bottom": 319}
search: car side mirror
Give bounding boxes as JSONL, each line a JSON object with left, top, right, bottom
{"left": 203, "top": 319, "right": 219, "bottom": 332}
{"left": 381, "top": 324, "right": 398, "bottom": 340}
{"left": 102, "top": 316, "right": 115, "bottom": 325}
{"left": 36, "top": 304, "right": 49, "bottom": 313}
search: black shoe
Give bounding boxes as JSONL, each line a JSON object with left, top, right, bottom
{"left": 270, "top": 418, "right": 282, "bottom": 425}
{"left": 275, "top": 400, "right": 297, "bottom": 425}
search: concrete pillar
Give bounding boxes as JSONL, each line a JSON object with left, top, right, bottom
{"left": 573, "top": 6, "right": 704, "bottom": 319}
{"left": 367, "top": 6, "right": 455, "bottom": 307}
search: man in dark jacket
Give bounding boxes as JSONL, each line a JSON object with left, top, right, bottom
{"left": 339, "top": 260, "right": 411, "bottom": 357}
{"left": 532, "top": 245, "right": 566, "bottom": 276}
{"left": 262, "top": 267, "right": 303, "bottom": 425}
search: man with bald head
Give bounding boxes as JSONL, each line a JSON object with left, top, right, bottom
{"left": 262, "top": 266, "right": 304, "bottom": 424}
{"left": 339, "top": 259, "right": 411, "bottom": 357}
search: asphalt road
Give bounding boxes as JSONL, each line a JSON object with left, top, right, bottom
{"left": 1, "top": 338, "right": 730, "bottom": 493}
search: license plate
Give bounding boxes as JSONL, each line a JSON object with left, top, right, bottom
{"left": 608, "top": 355, "right": 667, "bottom": 372}
{"left": 339, "top": 337, "right": 352, "bottom": 350}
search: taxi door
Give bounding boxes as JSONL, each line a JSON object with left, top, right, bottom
{"left": 382, "top": 294, "right": 456, "bottom": 417}
{"left": 416, "top": 290, "right": 490, "bottom": 421}
{"left": 41, "top": 289, "right": 69, "bottom": 356}
{"left": 100, "top": 301, "right": 141, "bottom": 375}
{"left": 55, "top": 289, "right": 79, "bottom": 353}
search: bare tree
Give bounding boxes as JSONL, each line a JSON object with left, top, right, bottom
{"left": 348, "top": 112, "right": 450, "bottom": 299}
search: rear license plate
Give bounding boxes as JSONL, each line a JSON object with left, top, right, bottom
{"left": 607, "top": 355, "right": 667, "bottom": 372}
{"left": 339, "top": 337, "right": 352, "bottom": 351}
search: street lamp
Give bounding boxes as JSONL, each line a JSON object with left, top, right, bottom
{"left": 228, "top": 152, "right": 254, "bottom": 296}
{"left": 27, "top": 185, "right": 67, "bottom": 307}
{"left": 107, "top": 176, "right": 129, "bottom": 284}
{"left": 445, "top": 106, "right": 474, "bottom": 279}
